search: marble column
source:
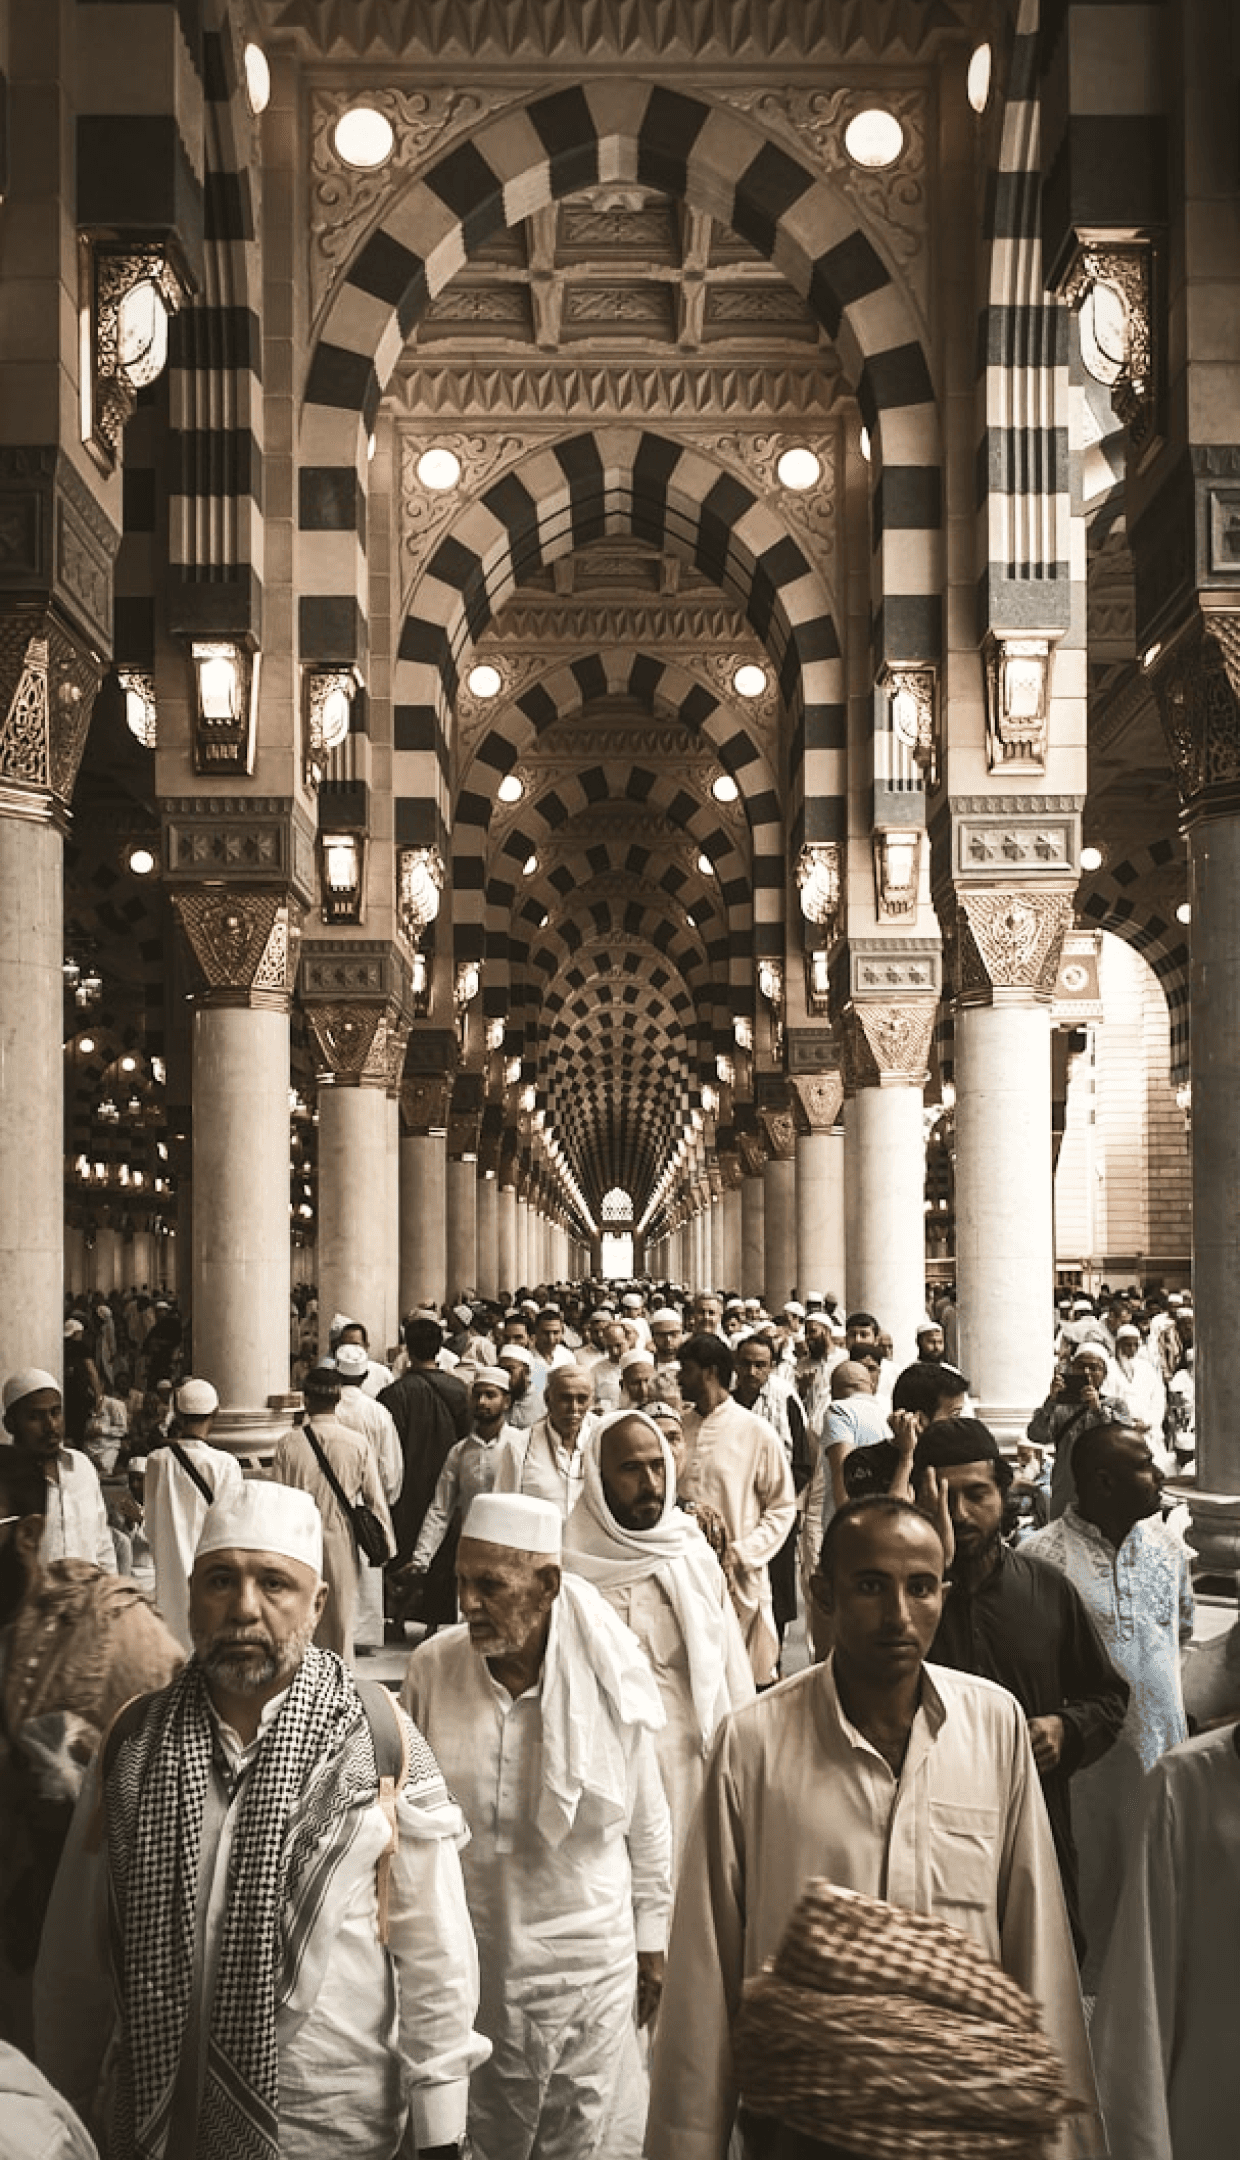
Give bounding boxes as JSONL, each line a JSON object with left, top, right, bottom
{"left": 1152, "top": 618, "right": 1240, "bottom": 1559}
{"left": 317, "top": 1086, "right": 391, "bottom": 1349}
{"left": 497, "top": 1183, "right": 518, "bottom": 1295}
{"left": 399, "top": 1131, "right": 447, "bottom": 1314}
{"left": 0, "top": 811, "right": 66, "bottom": 1380}
{"left": 131, "top": 1228, "right": 156, "bottom": 1289}
{"left": 64, "top": 1225, "right": 86, "bottom": 1298}
{"left": 476, "top": 1173, "right": 499, "bottom": 1301}
{"left": 763, "top": 1155, "right": 797, "bottom": 1312}
{"left": 171, "top": 886, "right": 304, "bottom": 1452}
{"left": 719, "top": 1184, "right": 742, "bottom": 1292}
{"left": 446, "top": 1158, "right": 478, "bottom": 1298}
{"left": 791, "top": 1073, "right": 847, "bottom": 1305}
{"left": 840, "top": 1000, "right": 937, "bottom": 1368}
{"left": 384, "top": 1094, "right": 401, "bottom": 1355}
{"left": 93, "top": 1225, "right": 121, "bottom": 1294}
{"left": 740, "top": 1172, "right": 766, "bottom": 1298}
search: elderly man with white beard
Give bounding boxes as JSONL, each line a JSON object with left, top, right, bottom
{"left": 36, "top": 1481, "right": 486, "bottom": 2160}
{"left": 401, "top": 1491, "right": 673, "bottom": 2160}
{"left": 564, "top": 1410, "right": 754, "bottom": 1876}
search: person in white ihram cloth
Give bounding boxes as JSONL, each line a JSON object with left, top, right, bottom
{"left": 142, "top": 1377, "right": 244, "bottom": 1653}
{"left": 401, "top": 1490, "right": 673, "bottom": 2160}
{"left": 562, "top": 1408, "right": 753, "bottom": 1875}
{"left": 35, "top": 1479, "right": 487, "bottom": 2160}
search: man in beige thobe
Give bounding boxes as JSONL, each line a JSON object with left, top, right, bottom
{"left": 646, "top": 1495, "right": 1105, "bottom": 2160}
{"left": 675, "top": 1334, "right": 795, "bottom": 1686}
{"left": 271, "top": 1366, "right": 393, "bottom": 1660}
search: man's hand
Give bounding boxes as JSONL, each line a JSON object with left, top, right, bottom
{"left": 636, "top": 1950, "right": 665, "bottom": 2029}
{"left": 1079, "top": 1383, "right": 1100, "bottom": 1410}
{"left": 918, "top": 1465, "right": 956, "bottom": 1570}
{"left": 1048, "top": 1370, "right": 1065, "bottom": 1400}
{"left": 1027, "top": 1714, "right": 1065, "bottom": 1773}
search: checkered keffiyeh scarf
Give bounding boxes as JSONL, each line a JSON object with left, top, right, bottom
{"left": 104, "top": 1647, "right": 390, "bottom": 2160}
{"left": 734, "top": 1881, "right": 1082, "bottom": 2160}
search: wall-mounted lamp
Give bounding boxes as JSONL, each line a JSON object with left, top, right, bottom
{"left": 505, "top": 1055, "right": 522, "bottom": 1086}
{"left": 715, "top": 1052, "right": 735, "bottom": 1087}
{"left": 485, "top": 1016, "right": 506, "bottom": 1052}
{"left": 880, "top": 664, "right": 939, "bottom": 786}
{"left": 318, "top": 831, "right": 367, "bottom": 924}
{"left": 758, "top": 959, "right": 784, "bottom": 1012}
{"left": 873, "top": 828, "right": 921, "bottom": 919}
{"left": 118, "top": 668, "right": 157, "bottom": 748}
{"left": 797, "top": 843, "right": 843, "bottom": 940}
{"left": 80, "top": 239, "right": 187, "bottom": 470}
{"left": 189, "top": 639, "right": 258, "bottom": 775}
{"left": 982, "top": 633, "right": 1056, "bottom": 771}
{"left": 409, "top": 949, "right": 431, "bottom": 1017}
{"left": 733, "top": 1015, "right": 753, "bottom": 1052}
{"left": 519, "top": 1083, "right": 536, "bottom": 1114}
{"left": 700, "top": 1083, "right": 720, "bottom": 1117}
{"left": 455, "top": 960, "right": 481, "bottom": 1009}
{"left": 805, "top": 948, "right": 831, "bottom": 1015}
{"left": 397, "top": 846, "right": 444, "bottom": 950}
{"left": 303, "top": 664, "right": 361, "bottom": 788}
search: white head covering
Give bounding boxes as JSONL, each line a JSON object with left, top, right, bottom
{"left": 2, "top": 1368, "right": 60, "bottom": 1413}
{"left": 564, "top": 1410, "right": 748, "bottom": 1747}
{"left": 333, "top": 1342, "right": 370, "bottom": 1380}
{"left": 63, "top": 1318, "right": 85, "bottom": 1339}
{"left": 619, "top": 1346, "right": 654, "bottom": 1373}
{"left": 471, "top": 1364, "right": 512, "bottom": 1393}
{"left": 328, "top": 1311, "right": 356, "bottom": 1348}
{"left": 498, "top": 1344, "right": 535, "bottom": 1370}
{"left": 463, "top": 1490, "right": 562, "bottom": 1554}
{"left": 175, "top": 1377, "right": 219, "bottom": 1417}
{"left": 195, "top": 1479, "right": 323, "bottom": 1575}
{"left": 650, "top": 1308, "right": 681, "bottom": 1328}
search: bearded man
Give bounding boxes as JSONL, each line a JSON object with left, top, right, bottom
{"left": 36, "top": 1482, "right": 486, "bottom": 2160}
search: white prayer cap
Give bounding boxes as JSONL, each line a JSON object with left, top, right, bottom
{"left": 650, "top": 1308, "right": 681, "bottom": 1327}
{"left": 1116, "top": 1323, "right": 1141, "bottom": 1341}
{"left": 806, "top": 1291, "right": 825, "bottom": 1305}
{"left": 471, "top": 1364, "right": 512, "bottom": 1392}
{"left": 744, "top": 1297, "right": 761, "bottom": 1312}
{"left": 462, "top": 1491, "right": 562, "bottom": 1556}
{"left": 784, "top": 1301, "right": 805, "bottom": 1319}
{"left": 176, "top": 1377, "right": 219, "bottom": 1417}
{"left": 64, "top": 1318, "right": 85, "bottom": 1339}
{"left": 452, "top": 1303, "right": 474, "bottom": 1328}
{"left": 619, "top": 1347, "right": 655, "bottom": 1372}
{"left": 498, "top": 1343, "right": 534, "bottom": 1369}
{"left": 329, "top": 1310, "right": 356, "bottom": 1341}
{"left": 195, "top": 1479, "right": 323, "bottom": 1576}
{"left": 334, "top": 1342, "right": 370, "bottom": 1380}
{"left": 620, "top": 1292, "right": 644, "bottom": 1310}
{"left": 2, "top": 1368, "right": 60, "bottom": 1413}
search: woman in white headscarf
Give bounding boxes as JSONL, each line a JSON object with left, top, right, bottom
{"left": 564, "top": 1409, "right": 754, "bottom": 1874}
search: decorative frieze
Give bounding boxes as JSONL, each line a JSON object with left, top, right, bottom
{"left": 306, "top": 1001, "right": 411, "bottom": 1088}
{"left": 847, "top": 938, "right": 941, "bottom": 1001}
{"left": 162, "top": 796, "right": 318, "bottom": 907}
{"left": 946, "top": 799, "right": 1082, "bottom": 882}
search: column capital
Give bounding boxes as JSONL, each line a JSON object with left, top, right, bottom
{"left": 754, "top": 1078, "right": 797, "bottom": 1162}
{"left": 399, "top": 1072, "right": 453, "bottom": 1135}
{"left": 944, "top": 888, "right": 1075, "bottom": 1007}
{"left": 1152, "top": 605, "right": 1240, "bottom": 824}
{"left": 305, "top": 1001, "right": 411, "bottom": 1089}
{"left": 171, "top": 887, "right": 303, "bottom": 1012}
{"left": 838, "top": 1001, "right": 937, "bottom": 1093}
{"left": 447, "top": 1071, "right": 486, "bottom": 1160}
{"left": 789, "top": 1070, "right": 845, "bottom": 1132}
{"left": 0, "top": 598, "right": 108, "bottom": 821}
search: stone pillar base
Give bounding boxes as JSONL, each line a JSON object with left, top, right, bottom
{"left": 1179, "top": 1488, "right": 1240, "bottom": 1575}
{"left": 213, "top": 1401, "right": 299, "bottom": 1468}
{"left": 972, "top": 1402, "right": 1039, "bottom": 1456}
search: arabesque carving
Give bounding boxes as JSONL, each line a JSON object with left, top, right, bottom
{"left": 307, "top": 1001, "right": 411, "bottom": 1087}
{"left": 400, "top": 430, "right": 532, "bottom": 607}
{"left": 839, "top": 1001, "right": 937, "bottom": 1091}
{"left": 386, "top": 363, "right": 843, "bottom": 421}
{"left": 790, "top": 1071, "right": 845, "bottom": 1131}
{"left": 0, "top": 602, "right": 103, "bottom": 807}
{"left": 400, "top": 1072, "right": 454, "bottom": 1134}
{"left": 172, "top": 890, "right": 302, "bottom": 1010}
{"left": 952, "top": 890, "right": 1074, "bottom": 1004}
{"left": 1153, "top": 609, "right": 1240, "bottom": 814}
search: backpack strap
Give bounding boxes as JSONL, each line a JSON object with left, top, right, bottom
{"left": 355, "top": 1679, "right": 409, "bottom": 1946}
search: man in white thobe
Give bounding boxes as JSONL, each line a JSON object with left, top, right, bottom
{"left": 333, "top": 1341, "right": 404, "bottom": 1652}
{"left": 646, "top": 1495, "right": 1104, "bottom": 2160}
{"left": 35, "top": 1480, "right": 487, "bottom": 2160}
{"left": 492, "top": 1364, "right": 598, "bottom": 1519}
{"left": 2, "top": 1370, "right": 115, "bottom": 1575}
{"left": 406, "top": 1366, "right": 518, "bottom": 1576}
{"left": 1090, "top": 1724, "right": 1240, "bottom": 2159}
{"left": 563, "top": 1409, "right": 753, "bottom": 1874}
{"left": 143, "top": 1377, "right": 244, "bottom": 1652}
{"left": 676, "top": 1334, "right": 795, "bottom": 1686}
{"left": 401, "top": 1490, "right": 672, "bottom": 2160}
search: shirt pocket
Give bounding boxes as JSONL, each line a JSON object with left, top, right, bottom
{"left": 928, "top": 1801, "right": 1001, "bottom": 1911}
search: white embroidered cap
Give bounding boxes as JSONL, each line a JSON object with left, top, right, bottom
{"left": 175, "top": 1377, "right": 219, "bottom": 1416}
{"left": 472, "top": 1364, "right": 512, "bottom": 1392}
{"left": 462, "top": 1491, "right": 562, "bottom": 1556}
{"left": 195, "top": 1479, "right": 324, "bottom": 1576}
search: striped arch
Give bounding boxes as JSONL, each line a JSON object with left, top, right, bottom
{"left": 541, "top": 974, "right": 697, "bottom": 1205}
{"left": 395, "top": 425, "right": 844, "bottom": 874}
{"left": 509, "top": 902, "right": 717, "bottom": 1075}
{"left": 455, "top": 645, "right": 783, "bottom": 959}
{"left": 976, "top": 0, "right": 1073, "bottom": 640}
{"left": 302, "top": 79, "right": 941, "bottom": 675}
{"left": 1077, "top": 840, "right": 1190, "bottom": 1079}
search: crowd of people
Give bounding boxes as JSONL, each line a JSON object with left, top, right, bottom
{"left": 0, "top": 1268, "right": 1229, "bottom": 2158}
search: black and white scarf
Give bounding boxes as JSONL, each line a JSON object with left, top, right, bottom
{"left": 104, "top": 1647, "right": 386, "bottom": 2160}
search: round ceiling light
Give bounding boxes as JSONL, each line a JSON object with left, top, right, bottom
{"left": 697, "top": 852, "right": 713, "bottom": 875}
{"left": 243, "top": 42, "right": 271, "bottom": 115}
{"left": 1080, "top": 846, "right": 1103, "bottom": 872}
{"left": 859, "top": 425, "right": 872, "bottom": 464}
{"left": 78, "top": 1036, "right": 96, "bottom": 1056}
{"left": 733, "top": 663, "right": 768, "bottom": 699}
{"left": 712, "top": 773, "right": 740, "bottom": 804}
{"left": 497, "top": 773, "right": 525, "bottom": 803}
{"left": 333, "top": 106, "right": 395, "bottom": 170}
{"left": 844, "top": 108, "right": 904, "bottom": 169}
{"left": 126, "top": 844, "right": 157, "bottom": 876}
{"left": 776, "top": 446, "right": 822, "bottom": 491}
{"left": 967, "top": 43, "right": 993, "bottom": 114}
{"left": 1176, "top": 901, "right": 1192, "bottom": 924}
{"left": 523, "top": 853, "right": 538, "bottom": 875}
{"left": 467, "top": 663, "right": 502, "bottom": 699}
{"left": 417, "top": 446, "right": 462, "bottom": 492}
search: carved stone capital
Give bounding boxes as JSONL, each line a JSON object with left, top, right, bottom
{"left": 171, "top": 889, "right": 303, "bottom": 1011}
{"left": 307, "top": 1001, "right": 411, "bottom": 1089}
{"left": 736, "top": 1129, "right": 768, "bottom": 1179}
{"left": 400, "top": 1072, "right": 453, "bottom": 1135}
{"left": 1152, "top": 607, "right": 1240, "bottom": 821}
{"left": 0, "top": 599, "right": 105, "bottom": 814}
{"left": 947, "top": 889, "right": 1075, "bottom": 1005}
{"left": 789, "top": 1071, "right": 845, "bottom": 1132}
{"left": 839, "top": 1001, "right": 937, "bottom": 1092}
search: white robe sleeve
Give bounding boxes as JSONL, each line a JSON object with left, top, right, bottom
{"left": 1089, "top": 1759, "right": 1180, "bottom": 2160}
{"left": 727, "top": 1430, "right": 795, "bottom": 1573}
{"left": 388, "top": 1781, "right": 490, "bottom": 2149}
{"left": 624, "top": 1722, "right": 673, "bottom": 1954}
{"left": 411, "top": 1446, "right": 461, "bottom": 1572}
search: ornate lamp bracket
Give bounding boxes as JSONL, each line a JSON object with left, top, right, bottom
{"left": 1061, "top": 236, "right": 1157, "bottom": 453}
{"left": 982, "top": 632, "right": 1058, "bottom": 773}
{"left": 880, "top": 663, "right": 939, "bottom": 787}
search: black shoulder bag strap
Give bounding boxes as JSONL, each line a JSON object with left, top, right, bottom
{"left": 302, "top": 1419, "right": 358, "bottom": 1519}
{"left": 167, "top": 1437, "right": 214, "bottom": 1507}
